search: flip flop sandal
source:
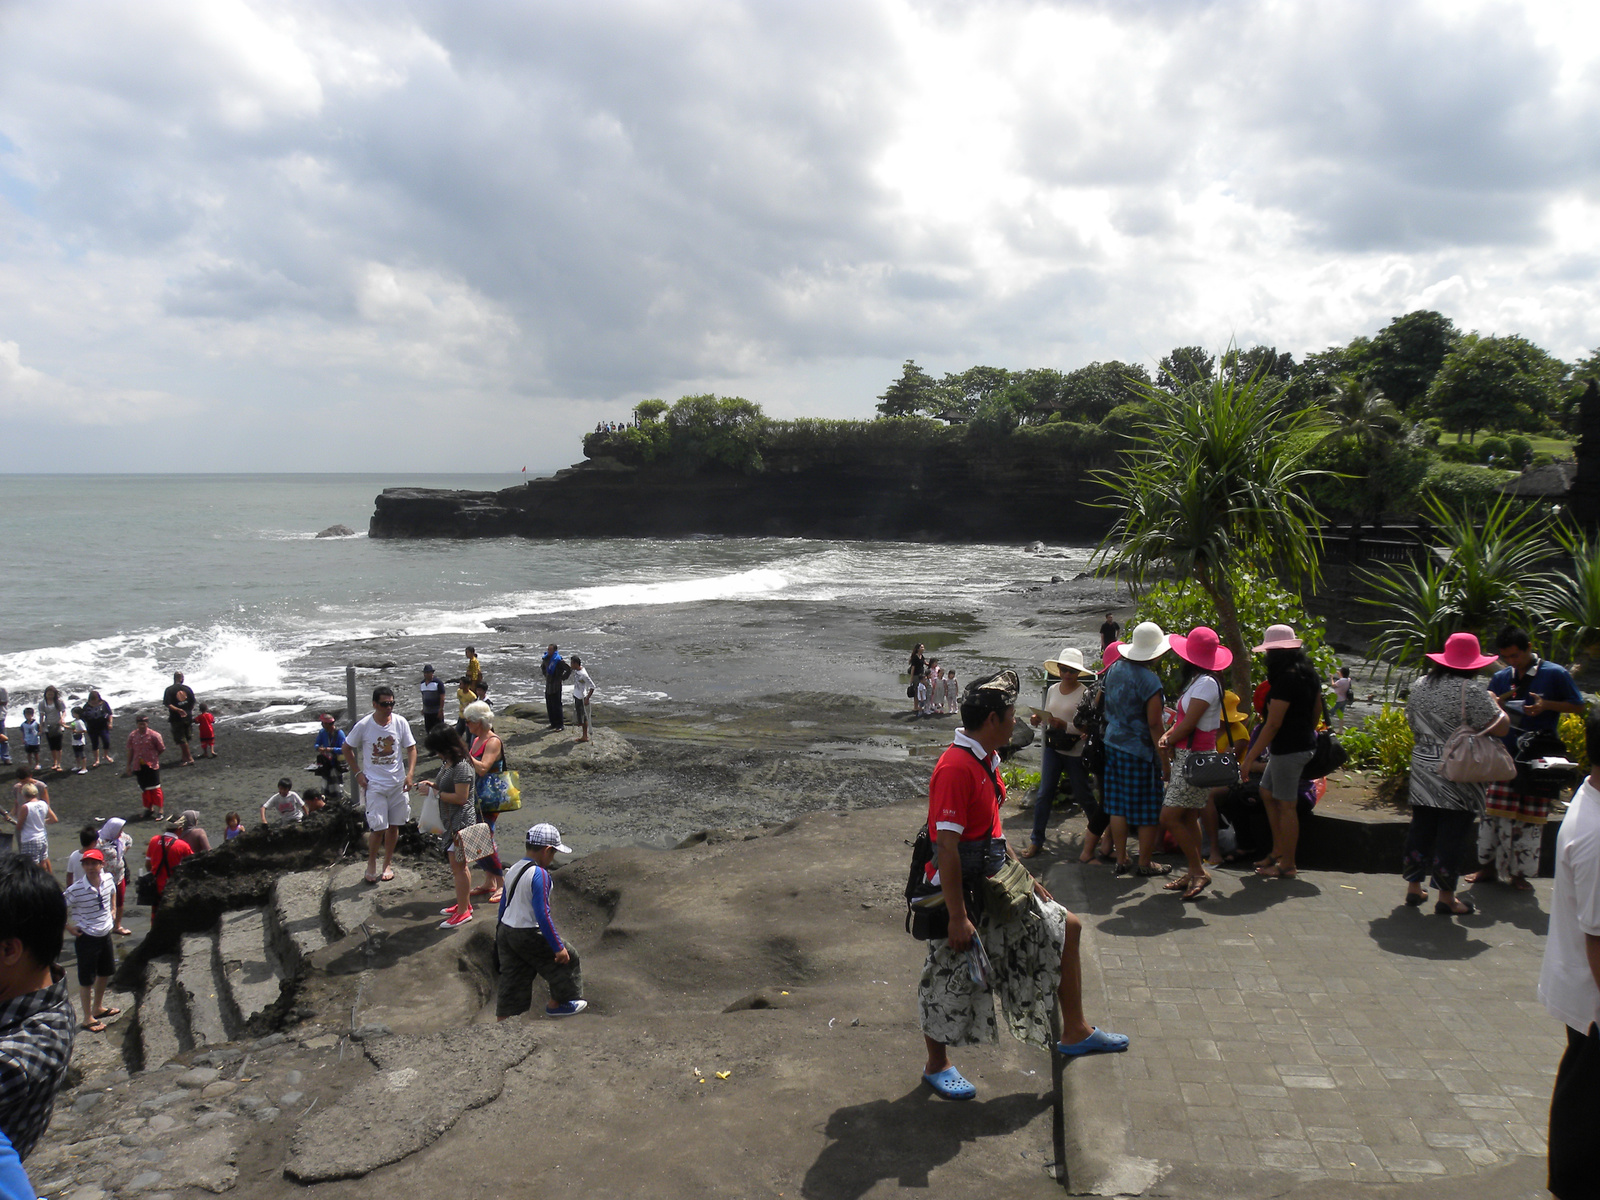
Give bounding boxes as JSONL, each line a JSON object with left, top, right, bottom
{"left": 1019, "top": 844, "right": 1043, "bottom": 859}
{"left": 1435, "top": 899, "right": 1477, "bottom": 916}
{"left": 1404, "top": 892, "right": 1426, "bottom": 906}
{"left": 1162, "top": 875, "right": 1192, "bottom": 891}
{"left": 922, "top": 1067, "right": 977, "bottom": 1100}
{"left": 1056, "top": 1028, "right": 1130, "bottom": 1057}
{"left": 1511, "top": 877, "right": 1535, "bottom": 892}
{"left": 80, "top": 1021, "right": 107, "bottom": 1034}
{"left": 379, "top": 868, "right": 396, "bottom": 882}
{"left": 363, "top": 873, "right": 379, "bottom": 885}
{"left": 1113, "top": 861, "right": 1133, "bottom": 876}
{"left": 95, "top": 1007, "right": 122, "bottom": 1019}
{"left": 1181, "top": 877, "right": 1212, "bottom": 901}
{"left": 1137, "top": 863, "right": 1173, "bottom": 877}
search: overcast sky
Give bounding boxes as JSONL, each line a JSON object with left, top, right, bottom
{"left": 1, "top": 0, "right": 1597, "bottom": 473}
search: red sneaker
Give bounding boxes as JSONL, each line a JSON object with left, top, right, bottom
{"left": 438, "top": 908, "right": 473, "bottom": 930}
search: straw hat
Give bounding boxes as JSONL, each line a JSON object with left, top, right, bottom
{"left": 1120, "top": 621, "right": 1171, "bottom": 663}
{"left": 1252, "top": 623, "right": 1303, "bottom": 652}
{"left": 1425, "top": 631, "right": 1498, "bottom": 671}
{"left": 1168, "top": 626, "right": 1233, "bottom": 673}
{"left": 1044, "top": 647, "right": 1095, "bottom": 679}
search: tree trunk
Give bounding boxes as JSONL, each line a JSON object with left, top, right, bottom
{"left": 1200, "top": 572, "right": 1253, "bottom": 698}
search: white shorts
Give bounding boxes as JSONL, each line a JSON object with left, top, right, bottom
{"left": 364, "top": 785, "right": 411, "bottom": 832}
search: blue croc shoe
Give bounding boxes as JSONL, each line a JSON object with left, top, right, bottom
{"left": 922, "top": 1067, "right": 977, "bottom": 1100}
{"left": 1056, "top": 1028, "right": 1130, "bottom": 1057}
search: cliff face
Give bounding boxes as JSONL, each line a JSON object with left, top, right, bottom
{"left": 370, "top": 453, "right": 1120, "bottom": 542}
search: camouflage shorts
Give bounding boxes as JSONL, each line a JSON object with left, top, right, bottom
{"left": 917, "top": 897, "right": 1068, "bottom": 1050}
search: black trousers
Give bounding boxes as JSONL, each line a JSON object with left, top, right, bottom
{"left": 545, "top": 686, "right": 564, "bottom": 728}
{"left": 1402, "top": 806, "right": 1475, "bottom": 893}
{"left": 1551, "top": 1022, "right": 1600, "bottom": 1199}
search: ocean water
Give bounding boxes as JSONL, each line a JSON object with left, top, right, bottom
{"left": 0, "top": 475, "right": 1102, "bottom": 727}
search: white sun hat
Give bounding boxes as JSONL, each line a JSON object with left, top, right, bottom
{"left": 1119, "top": 621, "right": 1171, "bottom": 663}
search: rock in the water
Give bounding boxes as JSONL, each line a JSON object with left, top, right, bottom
{"left": 314, "top": 524, "right": 355, "bottom": 538}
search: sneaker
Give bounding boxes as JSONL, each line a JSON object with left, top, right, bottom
{"left": 440, "top": 903, "right": 461, "bottom": 915}
{"left": 545, "top": 999, "right": 588, "bottom": 1018}
{"left": 438, "top": 908, "right": 473, "bottom": 929}
{"left": 76, "top": 768, "right": 89, "bottom": 775}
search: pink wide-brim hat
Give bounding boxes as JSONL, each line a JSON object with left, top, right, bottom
{"left": 1169, "top": 626, "right": 1233, "bottom": 673}
{"left": 1101, "top": 641, "right": 1122, "bottom": 667}
{"left": 1252, "top": 623, "right": 1303, "bottom": 652}
{"left": 1425, "top": 631, "right": 1499, "bottom": 671}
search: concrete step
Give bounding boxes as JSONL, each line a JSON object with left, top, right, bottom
{"left": 134, "top": 955, "right": 184, "bottom": 1071}
{"left": 271, "top": 869, "right": 334, "bottom": 977}
{"left": 215, "top": 909, "right": 286, "bottom": 1036}
{"left": 327, "top": 863, "right": 421, "bottom": 939}
{"left": 175, "top": 932, "right": 228, "bottom": 1050}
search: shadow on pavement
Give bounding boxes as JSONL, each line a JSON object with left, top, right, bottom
{"left": 1462, "top": 884, "right": 1550, "bottom": 937}
{"left": 1096, "top": 891, "right": 1207, "bottom": 938}
{"left": 801, "top": 1085, "right": 1050, "bottom": 1199}
{"left": 1366, "top": 906, "right": 1492, "bottom": 959}
{"left": 1195, "top": 873, "right": 1323, "bottom": 916}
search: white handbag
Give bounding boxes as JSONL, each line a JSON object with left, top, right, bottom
{"left": 1438, "top": 682, "right": 1517, "bottom": 783}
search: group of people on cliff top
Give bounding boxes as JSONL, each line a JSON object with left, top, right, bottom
{"left": 905, "top": 645, "right": 959, "bottom": 717}
{"left": 916, "top": 618, "right": 1599, "bottom": 1196}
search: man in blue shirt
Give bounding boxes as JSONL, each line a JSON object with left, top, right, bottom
{"left": 1469, "top": 627, "right": 1586, "bottom": 891}
{"left": 312, "top": 714, "right": 347, "bottom": 804}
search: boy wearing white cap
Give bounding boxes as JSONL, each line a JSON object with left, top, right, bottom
{"left": 495, "top": 823, "right": 587, "bottom": 1020}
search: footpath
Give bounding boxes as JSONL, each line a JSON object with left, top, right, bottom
{"left": 29, "top": 798, "right": 1558, "bottom": 1200}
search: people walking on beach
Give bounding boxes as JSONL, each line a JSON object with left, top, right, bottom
{"left": 343, "top": 686, "right": 417, "bottom": 885}
{"left": 123, "top": 713, "right": 166, "bottom": 819}
{"left": 11, "top": 786, "right": 56, "bottom": 870}
{"left": 0, "top": 854, "right": 76, "bottom": 1161}
{"left": 907, "top": 644, "right": 927, "bottom": 713}
{"left": 80, "top": 690, "right": 113, "bottom": 767}
{"left": 196, "top": 704, "right": 216, "bottom": 758}
{"left": 463, "top": 646, "right": 484, "bottom": 690}
{"left": 63, "top": 848, "right": 118, "bottom": 1034}
{"left": 1539, "top": 710, "right": 1600, "bottom": 1200}
{"left": 144, "top": 824, "right": 192, "bottom": 908}
{"left": 1100, "top": 622, "right": 1172, "bottom": 879}
{"left": 419, "top": 727, "right": 478, "bottom": 929}
{"left": 1468, "top": 627, "right": 1586, "bottom": 892}
{"left": 1400, "top": 633, "right": 1509, "bottom": 916}
{"left": 419, "top": 664, "right": 445, "bottom": 733}
{"left": 495, "top": 824, "right": 587, "bottom": 1020}
{"left": 1024, "top": 648, "right": 1100, "bottom": 860}
{"left": 37, "top": 687, "right": 66, "bottom": 774}
{"left": 570, "top": 655, "right": 595, "bottom": 743}
{"left": 0, "top": 688, "right": 9, "bottom": 765}
{"left": 463, "top": 701, "right": 507, "bottom": 903}
{"left": 916, "top": 669, "right": 1127, "bottom": 1102}
{"left": 542, "top": 645, "right": 571, "bottom": 730}
{"left": 18, "top": 710, "right": 39, "bottom": 771}
{"left": 312, "top": 713, "right": 346, "bottom": 802}
{"left": 1157, "top": 627, "right": 1231, "bottom": 901}
{"left": 1237, "top": 624, "right": 1323, "bottom": 881}
{"left": 162, "top": 672, "right": 196, "bottom": 766}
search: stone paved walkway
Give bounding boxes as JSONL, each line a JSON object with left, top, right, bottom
{"left": 1050, "top": 852, "right": 1562, "bottom": 1190}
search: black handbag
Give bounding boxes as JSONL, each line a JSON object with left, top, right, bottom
{"left": 1044, "top": 727, "right": 1082, "bottom": 753}
{"left": 135, "top": 872, "right": 159, "bottom": 907}
{"left": 1300, "top": 729, "right": 1348, "bottom": 781}
{"left": 1181, "top": 750, "right": 1241, "bottom": 788}
{"left": 904, "top": 827, "right": 949, "bottom": 940}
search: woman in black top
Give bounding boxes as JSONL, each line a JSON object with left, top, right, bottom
{"left": 1238, "top": 624, "right": 1323, "bottom": 879}
{"left": 81, "top": 690, "right": 114, "bottom": 768}
{"left": 907, "top": 644, "right": 927, "bottom": 712}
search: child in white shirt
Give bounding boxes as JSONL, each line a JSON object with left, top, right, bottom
{"left": 261, "top": 778, "right": 307, "bottom": 825}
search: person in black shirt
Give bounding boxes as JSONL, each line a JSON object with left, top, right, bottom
{"left": 1238, "top": 625, "right": 1323, "bottom": 879}
{"left": 418, "top": 665, "right": 445, "bottom": 733}
{"left": 161, "top": 673, "right": 196, "bottom": 766}
{"left": 1100, "top": 613, "right": 1120, "bottom": 650}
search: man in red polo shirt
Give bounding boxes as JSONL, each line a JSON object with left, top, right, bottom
{"left": 919, "top": 669, "right": 1129, "bottom": 1101}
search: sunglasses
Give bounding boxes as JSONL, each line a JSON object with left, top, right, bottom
{"left": 374, "top": 700, "right": 395, "bottom": 709}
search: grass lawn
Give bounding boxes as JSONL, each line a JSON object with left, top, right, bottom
{"left": 1452, "top": 430, "right": 1574, "bottom": 458}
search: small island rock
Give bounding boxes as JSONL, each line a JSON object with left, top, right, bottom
{"left": 315, "top": 524, "right": 356, "bottom": 538}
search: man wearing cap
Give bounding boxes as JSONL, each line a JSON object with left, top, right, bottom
{"left": 313, "top": 714, "right": 347, "bottom": 803}
{"left": 495, "top": 824, "right": 587, "bottom": 1020}
{"left": 63, "top": 849, "right": 118, "bottom": 1033}
{"left": 919, "top": 669, "right": 1128, "bottom": 1102}
{"left": 121, "top": 714, "right": 166, "bottom": 819}
{"left": 418, "top": 665, "right": 445, "bottom": 733}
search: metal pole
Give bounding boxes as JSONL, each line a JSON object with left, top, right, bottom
{"left": 346, "top": 664, "right": 357, "bottom": 731}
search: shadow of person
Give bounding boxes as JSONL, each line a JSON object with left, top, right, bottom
{"left": 1367, "top": 906, "right": 1492, "bottom": 960}
{"left": 1460, "top": 884, "right": 1550, "bottom": 937}
{"left": 1095, "top": 892, "right": 1207, "bottom": 938}
{"left": 801, "top": 1085, "right": 1050, "bottom": 1200}
{"left": 1199, "top": 873, "right": 1322, "bottom": 917}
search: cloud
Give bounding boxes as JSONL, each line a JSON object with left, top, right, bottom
{"left": 0, "top": 0, "right": 1597, "bottom": 471}
{"left": 0, "top": 339, "right": 195, "bottom": 425}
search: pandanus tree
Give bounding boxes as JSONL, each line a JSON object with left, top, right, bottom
{"left": 1094, "top": 365, "right": 1333, "bottom": 696}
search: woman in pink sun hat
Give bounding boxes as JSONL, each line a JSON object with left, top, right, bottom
{"left": 1402, "top": 632, "right": 1510, "bottom": 916}
{"left": 1157, "top": 627, "right": 1232, "bottom": 901}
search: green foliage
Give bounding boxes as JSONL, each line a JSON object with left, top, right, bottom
{"left": 1099, "top": 402, "right": 1152, "bottom": 438}
{"left": 1478, "top": 435, "right": 1511, "bottom": 466}
{"left": 764, "top": 415, "right": 959, "bottom": 463}
{"left": 1426, "top": 332, "right": 1566, "bottom": 436}
{"left": 1010, "top": 421, "right": 1119, "bottom": 460}
{"left": 1559, "top": 711, "right": 1590, "bottom": 774}
{"left": 1359, "top": 493, "right": 1557, "bottom": 673}
{"left": 1438, "top": 441, "right": 1482, "bottom": 464}
{"left": 968, "top": 391, "right": 1021, "bottom": 441}
{"left": 1532, "top": 452, "right": 1556, "bottom": 468}
{"left": 664, "top": 394, "right": 768, "bottom": 474}
{"left": 1059, "top": 361, "right": 1152, "bottom": 424}
{"left": 1094, "top": 362, "right": 1333, "bottom": 693}
{"left": 1365, "top": 310, "right": 1459, "bottom": 412}
{"left": 583, "top": 422, "right": 668, "bottom": 465}
{"left": 1000, "top": 764, "right": 1041, "bottom": 795}
{"left": 1307, "top": 376, "right": 1428, "bottom": 519}
{"left": 1418, "top": 461, "right": 1519, "bottom": 511}
{"left": 1131, "top": 572, "right": 1338, "bottom": 682}
{"left": 876, "top": 360, "right": 942, "bottom": 418}
{"left": 1340, "top": 706, "right": 1413, "bottom": 777}
{"left": 1506, "top": 435, "right": 1534, "bottom": 468}
{"left": 1549, "top": 525, "right": 1600, "bottom": 663}
{"left": 1157, "top": 346, "right": 1215, "bottom": 390}
{"left": 634, "top": 399, "right": 668, "bottom": 423}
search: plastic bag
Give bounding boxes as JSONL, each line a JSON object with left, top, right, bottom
{"left": 501, "top": 770, "right": 522, "bottom": 812}
{"left": 418, "top": 791, "right": 445, "bottom": 836}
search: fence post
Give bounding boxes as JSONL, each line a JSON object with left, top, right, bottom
{"left": 346, "top": 664, "right": 357, "bottom": 731}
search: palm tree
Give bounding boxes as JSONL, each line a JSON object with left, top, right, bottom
{"left": 1319, "top": 376, "right": 1413, "bottom": 523}
{"left": 1094, "top": 366, "right": 1333, "bottom": 695}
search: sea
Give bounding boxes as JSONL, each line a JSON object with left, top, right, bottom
{"left": 0, "top": 475, "right": 1107, "bottom": 733}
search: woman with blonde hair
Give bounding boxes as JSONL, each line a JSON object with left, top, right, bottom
{"left": 463, "top": 700, "right": 507, "bottom": 904}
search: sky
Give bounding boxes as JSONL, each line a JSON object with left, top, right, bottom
{"left": 2, "top": 0, "right": 1598, "bottom": 474}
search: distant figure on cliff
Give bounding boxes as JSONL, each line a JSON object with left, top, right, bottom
{"left": 915, "top": 669, "right": 1128, "bottom": 1102}
{"left": 542, "top": 645, "right": 571, "bottom": 730}
{"left": 1100, "top": 613, "right": 1120, "bottom": 650}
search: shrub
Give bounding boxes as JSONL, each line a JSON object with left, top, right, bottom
{"left": 1560, "top": 711, "right": 1590, "bottom": 774}
{"left": 1439, "top": 441, "right": 1482, "bottom": 464}
{"left": 1506, "top": 435, "right": 1534, "bottom": 468}
{"left": 1099, "top": 402, "right": 1152, "bottom": 438}
{"left": 1478, "top": 435, "right": 1511, "bottom": 466}
{"left": 1418, "top": 462, "right": 1519, "bottom": 512}
{"left": 1343, "top": 705, "right": 1413, "bottom": 777}
{"left": 1531, "top": 452, "right": 1556, "bottom": 468}
{"left": 1001, "top": 764, "right": 1041, "bottom": 795}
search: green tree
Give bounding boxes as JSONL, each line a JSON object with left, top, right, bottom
{"left": 1008, "top": 367, "right": 1067, "bottom": 424}
{"left": 1094, "top": 366, "right": 1332, "bottom": 694}
{"left": 1157, "top": 346, "right": 1214, "bottom": 391}
{"left": 665, "top": 394, "right": 768, "bottom": 473}
{"left": 634, "top": 398, "right": 668, "bottom": 424}
{"left": 1309, "top": 376, "right": 1429, "bottom": 520}
{"left": 875, "top": 360, "right": 942, "bottom": 418}
{"left": 937, "top": 366, "right": 1011, "bottom": 422}
{"left": 1059, "top": 361, "right": 1152, "bottom": 424}
{"left": 1222, "top": 345, "right": 1295, "bottom": 388}
{"left": 1426, "top": 333, "right": 1566, "bottom": 437}
{"left": 1364, "top": 310, "right": 1458, "bottom": 413}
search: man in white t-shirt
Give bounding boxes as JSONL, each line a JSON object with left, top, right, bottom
{"left": 569, "top": 655, "right": 596, "bottom": 744}
{"left": 342, "top": 686, "right": 417, "bottom": 884}
{"left": 1540, "top": 712, "right": 1600, "bottom": 1199}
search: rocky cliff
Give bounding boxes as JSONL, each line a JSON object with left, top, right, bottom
{"left": 370, "top": 451, "right": 1120, "bottom": 541}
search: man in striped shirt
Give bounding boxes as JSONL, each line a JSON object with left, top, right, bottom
{"left": 63, "top": 851, "right": 118, "bottom": 1034}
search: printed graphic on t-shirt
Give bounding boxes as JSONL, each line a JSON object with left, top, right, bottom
{"left": 370, "top": 735, "right": 396, "bottom": 765}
